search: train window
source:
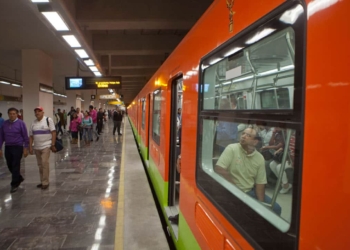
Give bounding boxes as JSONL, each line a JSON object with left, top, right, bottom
{"left": 198, "top": 118, "right": 300, "bottom": 238}
{"left": 260, "top": 88, "right": 291, "bottom": 109}
{"left": 152, "top": 89, "right": 161, "bottom": 145}
{"left": 197, "top": 3, "right": 305, "bottom": 248}
{"left": 202, "top": 27, "right": 295, "bottom": 110}
{"left": 142, "top": 98, "right": 146, "bottom": 130}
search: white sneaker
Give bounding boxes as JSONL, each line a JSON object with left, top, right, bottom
{"left": 279, "top": 184, "right": 292, "bottom": 194}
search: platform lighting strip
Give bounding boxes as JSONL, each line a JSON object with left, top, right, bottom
{"left": 62, "top": 35, "right": 81, "bottom": 48}
{"left": 32, "top": 2, "right": 102, "bottom": 77}
{"left": 0, "top": 81, "right": 10, "bottom": 85}
{"left": 42, "top": 12, "right": 69, "bottom": 31}
{"left": 53, "top": 92, "right": 67, "bottom": 98}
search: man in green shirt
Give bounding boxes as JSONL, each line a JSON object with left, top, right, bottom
{"left": 215, "top": 127, "right": 281, "bottom": 215}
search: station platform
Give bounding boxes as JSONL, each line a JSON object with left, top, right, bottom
{"left": 0, "top": 119, "right": 169, "bottom": 250}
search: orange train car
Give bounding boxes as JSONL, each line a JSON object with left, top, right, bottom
{"left": 127, "top": 0, "right": 350, "bottom": 249}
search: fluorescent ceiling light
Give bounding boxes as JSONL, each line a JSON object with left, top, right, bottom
{"left": 0, "top": 81, "right": 10, "bottom": 85}
{"left": 12, "top": 84, "right": 22, "bottom": 88}
{"left": 42, "top": 12, "right": 69, "bottom": 31}
{"left": 31, "top": 0, "right": 49, "bottom": 2}
{"left": 89, "top": 66, "right": 99, "bottom": 72}
{"left": 75, "top": 49, "right": 89, "bottom": 58}
{"left": 62, "top": 35, "right": 81, "bottom": 48}
{"left": 84, "top": 59, "right": 94, "bottom": 66}
{"left": 93, "top": 72, "right": 102, "bottom": 77}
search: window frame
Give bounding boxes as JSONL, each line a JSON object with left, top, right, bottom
{"left": 141, "top": 97, "right": 146, "bottom": 130}
{"left": 196, "top": 1, "right": 306, "bottom": 249}
{"left": 152, "top": 89, "right": 162, "bottom": 145}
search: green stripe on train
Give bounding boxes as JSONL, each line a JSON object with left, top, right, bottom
{"left": 148, "top": 157, "right": 200, "bottom": 250}
{"left": 139, "top": 141, "right": 148, "bottom": 161}
{"left": 177, "top": 212, "right": 201, "bottom": 250}
{"left": 129, "top": 117, "right": 200, "bottom": 249}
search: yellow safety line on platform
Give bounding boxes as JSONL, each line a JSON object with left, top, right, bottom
{"left": 115, "top": 122, "right": 126, "bottom": 250}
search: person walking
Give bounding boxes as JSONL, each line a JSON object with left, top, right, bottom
{"left": 0, "top": 108, "right": 29, "bottom": 193}
{"left": 113, "top": 107, "right": 123, "bottom": 136}
{"left": 97, "top": 108, "right": 104, "bottom": 135}
{"left": 29, "top": 107, "right": 56, "bottom": 190}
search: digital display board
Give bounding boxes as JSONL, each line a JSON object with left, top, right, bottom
{"left": 69, "top": 78, "right": 83, "bottom": 88}
{"left": 65, "top": 77, "right": 122, "bottom": 90}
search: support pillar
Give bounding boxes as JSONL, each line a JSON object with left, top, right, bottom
{"left": 22, "top": 50, "right": 53, "bottom": 128}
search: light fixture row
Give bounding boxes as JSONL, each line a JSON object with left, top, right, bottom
{"left": 31, "top": 0, "right": 102, "bottom": 77}
{"left": 0, "top": 81, "right": 22, "bottom": 88}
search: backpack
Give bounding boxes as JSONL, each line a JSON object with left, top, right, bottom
{"left": 46, "top": 117, "right": 63, "bottom": 152}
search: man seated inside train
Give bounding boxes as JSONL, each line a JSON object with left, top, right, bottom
{"left": 214, "top": 127, "right": 282, "bottom": 215}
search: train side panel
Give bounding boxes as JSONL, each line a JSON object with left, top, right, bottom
{"left": 300, "top": 0, "right": 350, "bottom": 249}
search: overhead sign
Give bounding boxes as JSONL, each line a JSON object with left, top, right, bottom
{"left": 107, "top": 100, "right": 124, "bottom": 105}
{"left": 65, "top": 77, "right": 122, "bottom": 90}
{"left": 100, "top": 94, "right": 117, "bottom": 99}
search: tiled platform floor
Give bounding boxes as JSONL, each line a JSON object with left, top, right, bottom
{"left": 0, "top": 121, "right": 123, "bottom": 250}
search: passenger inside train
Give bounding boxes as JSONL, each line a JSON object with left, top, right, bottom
{"left": 214, "top": 127, "right": 282, "bottom": 215}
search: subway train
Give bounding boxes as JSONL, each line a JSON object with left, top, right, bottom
{"left": 127, "top": 0, "right": 350, "bottom": 249}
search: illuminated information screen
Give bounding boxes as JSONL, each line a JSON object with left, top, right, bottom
{"left": 65, "top": 77, "right": 122, "bottom": 90}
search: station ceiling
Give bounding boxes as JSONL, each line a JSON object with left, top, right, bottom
{"left": 0, "top": 0, "right": 213, "bottom": 105}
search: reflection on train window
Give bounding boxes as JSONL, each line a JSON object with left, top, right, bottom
{"left": 142, "top": 98, "right": 146, "bottom": 130}
{"left": 202, "top": 27, "right": 295, "bottom": 110}
{"left": 199, "top": 118, "right": 297, "bottom": 232}
{"left": 152, "top": 90, "right": 161, "bottom": 144}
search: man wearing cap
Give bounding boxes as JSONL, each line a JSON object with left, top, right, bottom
{"left": 0, "top": 107, "right": 29, "bottom": 193}
{"left": 29, "top": 106, "right": 56, "bottom": 190}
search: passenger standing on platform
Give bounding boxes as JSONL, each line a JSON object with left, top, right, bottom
{"left": 69, "top": 112, "right": 80, "bottom": 144}
{"left": 89, "top": 105, "right": 99, "bottom": 141}
{"left": 82, "top": 111, "right": 93, "bottom": 145}
{"left": 76, "top": 108, "right": 84, "bottom": 139}
{"left": 29, "top": 106, "right": 56, "bottom": 190}
{"left": 57, "top": 109, "right": 64, "bottom": 135}
{"left": 0, "top": 113, "right": 4, "bottom": 128}
{"left": 0, "top": 108, "right": 29, "bottom": 193}
{"left": 67, "top": 106, "right": 76, "bottom": 126}
{"left": 62, "top": 109, "right": 67, "bottom": 132}
{"left": 112, "top": 107, "right": 123, "bottom": 136}
{"left": 97, "top": 108, "right": 104, "bottom": 135}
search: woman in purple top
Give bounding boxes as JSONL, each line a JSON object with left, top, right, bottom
{"left": 0, "top": 108, "right": 29, "bottom": 193}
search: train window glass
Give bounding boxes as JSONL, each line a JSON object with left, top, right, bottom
{"left": 142, "top": 99, "right": 146, "bottom": 130}
{"left": 200, "top": 118, "right": 297, "bottom": 232}
{"left": 260, "top": 88, "right": 291, "bottom": 109}
{"left": 152, "top": 90, "right": 161, "bottom": 144}
{"left": 202, "top": 27, "right": 295, "bottom": 110}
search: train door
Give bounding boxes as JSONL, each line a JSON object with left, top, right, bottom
{"left": 166, "top": 77, "right": 183, "bottom": 237}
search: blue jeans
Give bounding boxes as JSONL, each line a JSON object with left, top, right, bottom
{"left": 247, "top": 189, "right": 282, "bottom": 216}
{"left": 83, "top": 128, "right": 92, "bottom": 141}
